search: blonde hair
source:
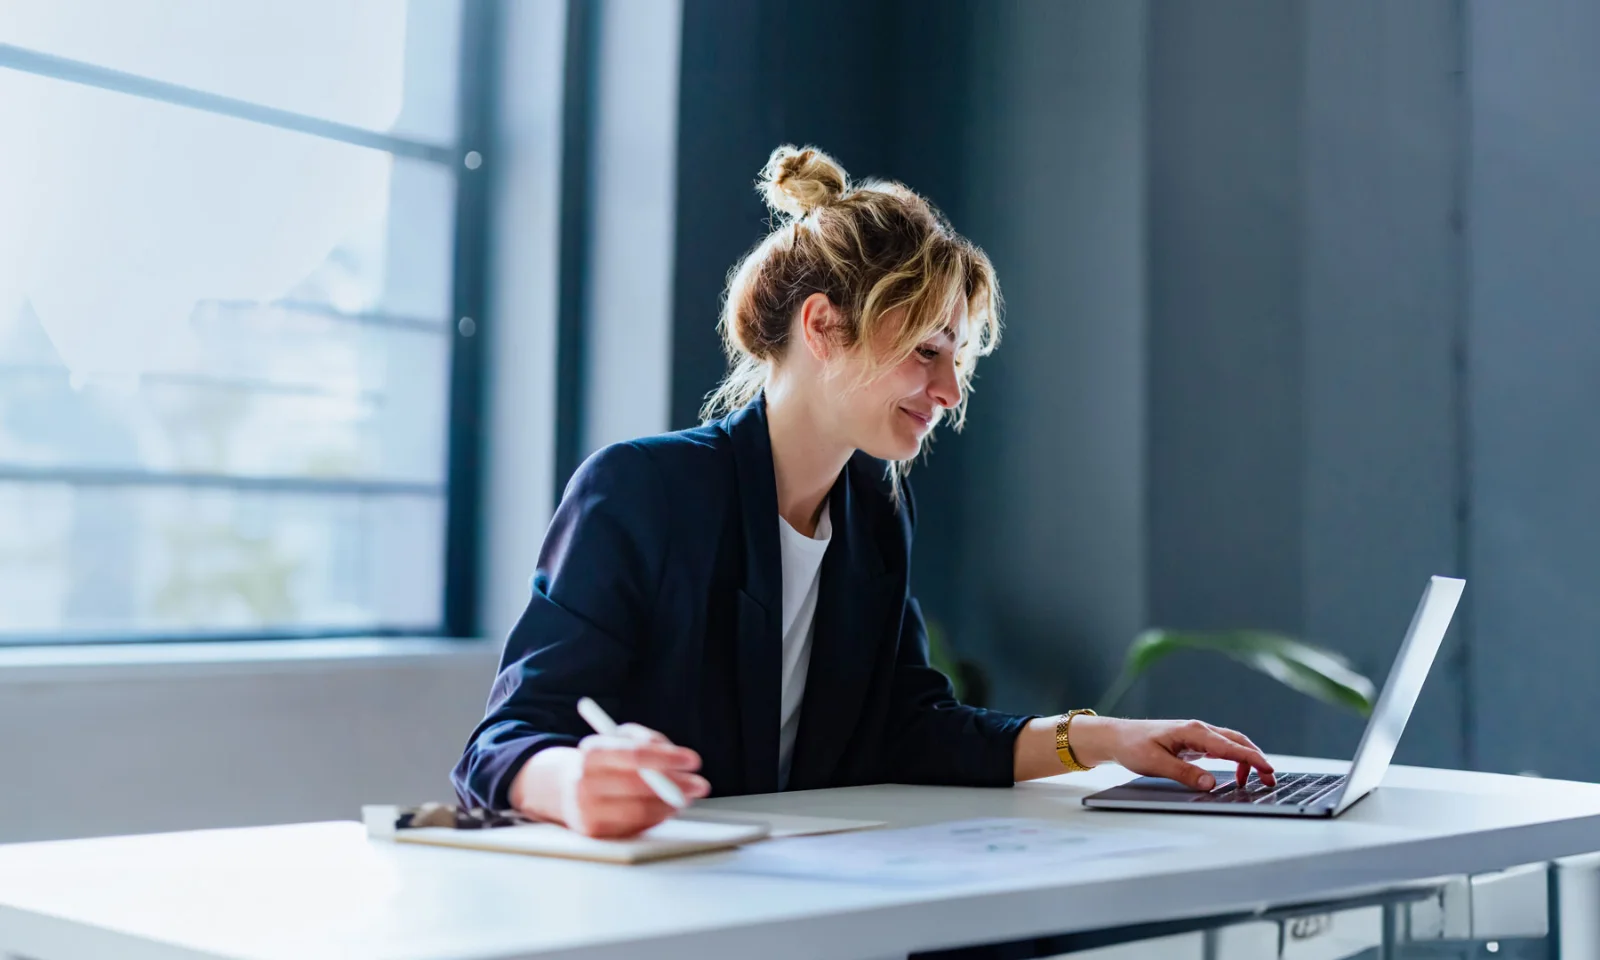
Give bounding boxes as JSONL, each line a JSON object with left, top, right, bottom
{"left": 701, "top": 145, "right": 1002, "bottom": 476}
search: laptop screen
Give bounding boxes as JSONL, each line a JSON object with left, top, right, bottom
{"left": 1334, "top": 576, "right": 1466, "bottom": 813}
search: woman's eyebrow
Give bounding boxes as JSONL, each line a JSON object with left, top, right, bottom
{"left": 940, "top": 326, "right": 970, "bottom": 351}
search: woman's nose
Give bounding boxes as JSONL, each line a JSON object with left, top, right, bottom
{"left": 929, "top": 357, "right": 961, "bottom": 409}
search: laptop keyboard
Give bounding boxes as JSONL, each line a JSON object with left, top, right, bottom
{"left": 1189, "top": 772, "right": 1346, "bottom": 807}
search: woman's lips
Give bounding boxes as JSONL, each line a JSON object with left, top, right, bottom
{"left": 900, "top": 407, "right": 932, "bottom": 429}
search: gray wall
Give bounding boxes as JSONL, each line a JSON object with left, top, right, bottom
{"left": 666, "top": 0, "right": 1600, "bottom": 777}
{"left": 1142, "top": 0, "right": 1311, "bottom": 748}
{"left": 1142, "top": 0, "right": 1467, "bottom": 767}
{"left": 666, "top": 0, "right": 1151, "bottom": 715}
{"left": 1297, "top": 0, "right": 1465, "bottom": 766}
{"left": 1468, "top": 0, "right": 1600, "bottom": 781}
{"left": 666, "top": 0, "right": 979, "bottom": 651}
{"left": 669, "top": 0, "right": 900, "bottom": 432}
{"left": 668, "top": 0, "right": 776, "bottom": 430}
{"left": 958, "top": 0, "right": 1150, "bottom": 714}
{"left": 580, "top": 0, "right": 681, "bottom": 454}
{"left": 0, "top": 640, "right": 497, "bottom": 842}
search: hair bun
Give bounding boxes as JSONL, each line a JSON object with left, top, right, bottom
{"left": 759, "top": 144, "right": 847, "bottom": 217}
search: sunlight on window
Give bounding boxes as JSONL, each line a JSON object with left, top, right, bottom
{"left": 0, "top": 69, "right": 398, "bottom": 382}
{"left": 0, "top": 0, "right": 459, "bottom": 137}
{"left": 0, "top": 0, "right": 459, "bottom": 638}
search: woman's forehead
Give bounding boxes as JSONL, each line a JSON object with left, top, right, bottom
{"left": 937, "top": 300, "right": 971, "bottom": 348}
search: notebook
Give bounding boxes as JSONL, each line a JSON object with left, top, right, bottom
{"left": 388, "top": 817, "right": 770, "bottom": 865}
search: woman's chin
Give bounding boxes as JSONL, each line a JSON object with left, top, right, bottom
{"left": 860, "top": 433, "right": 924, "bottom": 463}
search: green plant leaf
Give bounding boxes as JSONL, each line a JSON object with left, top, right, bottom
{"left": 924, "top": 618, "right": 966, "bottom": 702}
{"left": 1096, "top": 630, "right": 1377, "bottom": 718}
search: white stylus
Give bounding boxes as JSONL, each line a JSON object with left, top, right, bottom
{"left": 575, "top": 696, "right": 688, "bottom": 809}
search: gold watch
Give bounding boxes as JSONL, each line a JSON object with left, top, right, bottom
{"left": 1054, "top": 708, "right": 1097, "bottom": 772}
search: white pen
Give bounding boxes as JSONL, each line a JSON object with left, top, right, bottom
{"left": 575, "top": 697, "right": 689, "bottom": 810}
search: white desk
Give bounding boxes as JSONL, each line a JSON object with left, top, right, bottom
{"left": 3, "top": 757, "right": 1599, "bottom": 960}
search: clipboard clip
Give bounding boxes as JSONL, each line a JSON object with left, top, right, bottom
{"left": 363, "top": 802, "right": 534, "bottom": 839}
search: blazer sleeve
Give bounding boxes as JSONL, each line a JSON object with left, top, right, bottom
{"left": 451, "top": 441, "right": 668, "bottom": 809}
{"left": 879, "top": 482, "right": 1033, "bottom": 787}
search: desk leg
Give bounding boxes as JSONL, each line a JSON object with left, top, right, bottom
{"left": 1555, "top": 854, "right": 1600, "bottom": 960}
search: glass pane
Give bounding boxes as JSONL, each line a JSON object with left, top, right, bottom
{"left": 0, "top": 69, "right": 456, "bottom": 334}
{"left": 0, "top": 302, "right": 450, "bottom": 484}
{"left": 0, "top": 69, "right": 455, "bottom": 489}
{"left": 0, "top": 483, "right": 443, "bottom": 637}
{"left": 0, "top": 61, "right": 460, "bottom": 639}
{"left": 0, "top": 0, "right": 462, "bottom": 143}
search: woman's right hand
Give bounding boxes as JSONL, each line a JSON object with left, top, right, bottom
{"left": 508, "top": 724, "right": 710, "bottom": 838}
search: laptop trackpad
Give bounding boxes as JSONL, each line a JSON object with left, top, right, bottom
{"left": 1102, "top": 776, "right": 1205, "bottom": 798}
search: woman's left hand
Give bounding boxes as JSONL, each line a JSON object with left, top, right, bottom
{"left": 1069, "top": 716, "right": 1277, "bottom": 791}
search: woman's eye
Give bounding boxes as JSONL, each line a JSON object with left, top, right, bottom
{"left": 917, "top": 346, "right": 940, "bottom": 361}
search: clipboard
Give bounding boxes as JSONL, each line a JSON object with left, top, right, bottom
{"left": 364, "top": 805, "right": 768, "bottom": 864}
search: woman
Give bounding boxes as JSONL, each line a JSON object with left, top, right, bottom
{"left": 452, "top": 145, "right": 1275, "bottom": 838}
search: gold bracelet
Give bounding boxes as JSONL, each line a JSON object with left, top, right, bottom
{"left": 1054, "top": 708, "right": 1097, "bottom": 772}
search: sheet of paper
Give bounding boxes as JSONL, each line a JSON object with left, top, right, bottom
{"left": 676, "top": 809, "right": 885, "bottom": 838}
{"left": 714, "top": 817, "right": 1203, "bottom": 885}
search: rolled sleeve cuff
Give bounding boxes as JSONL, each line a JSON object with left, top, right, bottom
{"left": 452, "top": 730, "right": 582, "bottom": 810}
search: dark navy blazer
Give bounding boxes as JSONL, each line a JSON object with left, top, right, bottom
{"left": 452, "top": 396, "right": 1030, "bottom": 808}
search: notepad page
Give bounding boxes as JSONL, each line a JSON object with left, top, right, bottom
{"left": 394, "top": 818, "right": 768, "bottom": 864}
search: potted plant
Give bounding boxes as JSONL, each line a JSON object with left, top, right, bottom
{"left": 927, "top": 620, "right": 1376, "bottom": 718}
{"left": 1095, "top": 629, "right": 1376, "bottom": 717}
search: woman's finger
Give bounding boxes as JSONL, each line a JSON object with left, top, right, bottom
{"left": 581, "top": 767, "right": 668, "bottom": 799}
{"left": 579, "top": 764, "right": 710, "bottom": 803}
{"left": 1188, "top": 726, "right": 1276, "bottom": 785}
{"left": 617, "top": 722, "right": 669, "bottom": 744}
{"left": 578, "top": 795, "right": 676, "bottom": 838}
{"left": 579, "top": 736, "right": 702, "bottom": 773}
{"left": 1213, "top": 726, "right": 1269, "bottom": 759}
{"left": 1210, "top": 727, "right": 1269, "bottom": 788}
{"left": 666, "top": 771, "right": 712, "bottom": 799}
{"left": 1136, "top": 748, "right": 1218, "bottom": 792}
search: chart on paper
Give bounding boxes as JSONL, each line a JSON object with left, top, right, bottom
{"left": 714, "top": 817, "right": 1203, "bottom": 885}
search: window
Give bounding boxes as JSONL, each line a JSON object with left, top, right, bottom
{"left": 0, "top": 0, "right": 483, "bottom": 642}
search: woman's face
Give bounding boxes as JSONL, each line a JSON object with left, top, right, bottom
{"left": 829, "top": 300, "right": 969, "bottom": 462}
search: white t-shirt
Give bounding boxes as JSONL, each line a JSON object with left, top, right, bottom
{"left": 776, "top": 499, "right": 831, "bottom": 790}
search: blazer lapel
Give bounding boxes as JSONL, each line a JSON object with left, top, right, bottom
{"left": 786, "top": 459, "right": 900, "bottom": 791}
{"left": 722, "top": 396, "right": 783, "bottom": 795}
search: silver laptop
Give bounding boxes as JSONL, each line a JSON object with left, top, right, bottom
{"left": 1083, "top": 575, "right": 1465, "bottom": 818}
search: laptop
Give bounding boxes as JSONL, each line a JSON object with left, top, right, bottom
{"left": 1082, "top": 575, "right": 1465, "bottom": 819}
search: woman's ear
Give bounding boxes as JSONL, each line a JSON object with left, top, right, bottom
{"left": 797, "top": 292, "right": 841, "bottom": 362}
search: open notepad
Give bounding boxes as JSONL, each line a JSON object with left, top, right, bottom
{"left": 366, "top": 807, "right": 884, "bottom": 865}
{"left": 389, "top": 818, "right": 771, "bottom": 864}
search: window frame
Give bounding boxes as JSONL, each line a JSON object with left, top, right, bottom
{"left": 442, "top": 0, "right": 496, "bottom": 641}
